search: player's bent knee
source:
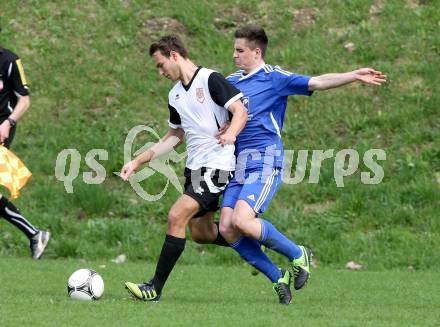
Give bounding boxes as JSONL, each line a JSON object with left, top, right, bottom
{"left": 219, "top": 221, "right": 233, "bottom": 238}
{"left": 167, "top": 210, "right": 188, "bottom": 229}
{"left": 231, "top": 215, "right": 250, "bottom": 235}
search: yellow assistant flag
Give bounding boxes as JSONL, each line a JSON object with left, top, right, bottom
{"left": 0, "top": 145, "right": 32, "bottom": 199}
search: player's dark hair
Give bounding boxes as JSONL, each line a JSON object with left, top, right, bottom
{"left": 234, "top": 25, "right": 268, "bottom": 57}
{"left": 149, "top": 35, "right": 188, "bottom": 58}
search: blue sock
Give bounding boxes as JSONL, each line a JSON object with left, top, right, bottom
{"left": 259, "top": 218, "right": 302, "bottom": 261}
{"left": 231, "top": 236, "right": 281, "bottom": 283}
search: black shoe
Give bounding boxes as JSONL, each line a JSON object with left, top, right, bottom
{"left": 273, "top": 269, "right": 292, "bottom": 305}
{"left": 291, "top": 246, "right": 312, "bottom": 290}
{"left": 30, "top": 231, "right": 50, "bottom": 259}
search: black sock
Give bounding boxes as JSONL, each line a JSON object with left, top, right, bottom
{"left": 0, "top": 196, "right": 38, "bottom": 239}
{"left": 152, "top": 234, "right": 186, "bottom": 294}
{"left": 212, "top": 221, "right": 230, "bottom": 247}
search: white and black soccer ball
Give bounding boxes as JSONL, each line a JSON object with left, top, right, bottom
{"left": 67, "top": 268, "right": 104, "bottom": 301}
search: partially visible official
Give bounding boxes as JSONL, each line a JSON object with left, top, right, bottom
{"left": 0, "top": 46, "right": 50, "bottom": 259}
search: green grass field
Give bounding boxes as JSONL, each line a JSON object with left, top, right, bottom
{"left": 0, "top": 257, "right": 438, "bottom": 327}
{"left": 1, "top": 0, "right": 438, "bottom": 269}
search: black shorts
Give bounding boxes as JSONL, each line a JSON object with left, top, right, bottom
{"left": 184, "top": 167, "right": 232, "bottom": 218}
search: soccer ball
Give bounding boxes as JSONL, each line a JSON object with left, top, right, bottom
{"left": 67, "top": 268, "right": 104, "bottom": 301}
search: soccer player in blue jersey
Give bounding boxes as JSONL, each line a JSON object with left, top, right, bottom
{"left": 212, "top": 25, "right": 387, "bottom": 304}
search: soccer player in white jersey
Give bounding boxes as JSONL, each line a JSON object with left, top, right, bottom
{"left": 119, "top": 35, "right": 248, "bottom": 302}
{"left": 213, "top": 26, "right": 386, "bottom": 304}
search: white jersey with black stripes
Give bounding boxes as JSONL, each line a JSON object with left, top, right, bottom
{"left": 168, "top": 67, "right": 243, "bottom": 171}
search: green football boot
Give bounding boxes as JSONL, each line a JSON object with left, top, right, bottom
{"left": 125, "top": 280, "right": 160, "bottom": 302}
{"left": 291, "top": 245, "right": 312, "bottom": 290}
{"left": 272, "top": 269, "right": 292, "bottom": 305}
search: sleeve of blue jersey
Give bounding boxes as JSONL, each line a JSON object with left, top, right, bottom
{"left": 271, "top": 67, "right": 313, "bottom": 97}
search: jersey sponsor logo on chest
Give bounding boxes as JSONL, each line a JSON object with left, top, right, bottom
{"left": 196, "top": 88, "right": 205, "bottom": 103}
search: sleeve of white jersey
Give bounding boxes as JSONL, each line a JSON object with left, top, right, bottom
{"left": 208, "top": 72, "right": 243, "bottom": 109}
{"left": 168, "top": 103, "right": 182, "bottom": 129}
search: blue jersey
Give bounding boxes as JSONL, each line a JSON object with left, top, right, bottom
{"left": 226, "top": 64, "right": 312, "bottom": 169}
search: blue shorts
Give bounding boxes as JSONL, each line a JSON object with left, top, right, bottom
{"left": 221, "top": 166, "right": 282, "bottom": 214}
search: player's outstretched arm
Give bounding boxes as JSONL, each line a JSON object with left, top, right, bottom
{"left": 308, "top": 68, "right": 387, "bottom": 91}
{"left": 120, "top": 127, "right": 184, "bottom": 181}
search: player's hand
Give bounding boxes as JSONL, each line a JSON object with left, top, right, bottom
{"left": 354, "top": 68, "right": 387, "bottom": 85}
{"left": 120, "top": 160, "right": 139, "bottom": 181}
{"left": 0, "top": 121, "right": 11, "bottom": 145}
{"left": 217, "top": 132, "right": 236, "bottom": 147}
{"left": 215, "top": 121, "right": 231, "bottom": 137}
